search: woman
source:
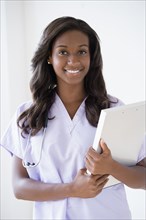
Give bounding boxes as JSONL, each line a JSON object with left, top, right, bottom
{"left": 1, "top": 16, "right": 146, "bottom": 219}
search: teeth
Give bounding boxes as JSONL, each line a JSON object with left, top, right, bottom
{"left": 66, "top": 70, "right": 80, "bottom": 74}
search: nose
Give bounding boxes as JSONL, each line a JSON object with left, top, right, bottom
{"left": 67, "top": 54, "right": 80, "bottom": 66}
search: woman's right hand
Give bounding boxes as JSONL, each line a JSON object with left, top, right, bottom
{"left": 70, "top": 168, "right": 109, "bottom": 198}
{"left": 12, "top": 156, "right": 108, "bottom": 201}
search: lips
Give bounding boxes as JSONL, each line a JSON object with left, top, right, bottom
{"left": 65, "top": 69, "right": 81, "bottom": 74}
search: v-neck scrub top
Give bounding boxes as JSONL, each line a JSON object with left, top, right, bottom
{"left": 1, "top": 94, "right": 145, "bottom": 219}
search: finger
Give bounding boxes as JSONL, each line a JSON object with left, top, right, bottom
{"left": 86, "top": 147, "right": 100, "bottom": 160}
{"left": 91, "top": 174, "right": 102, "bottom": 178}
{"left": 95, "top": 174, "right": 109, "bottom": 181}
{"left": 95, "top": 174, "right": 109, "bottom": 184}
{"left": 100, "top": 139, "right": 110, "bottom": 153}
{"left": 85, "top": 153, "right": 95, "bottom": 164}
{"left": 85, "top": 158, "right": 93, "bottom": 173}
{"left": 97, "top": 176, "right": 109, "bottom": 187}
{"left": 79, "top": 168, "right": 87, "bottom": 175}
{"left": 97, "top": 178, "right": 109, "bottom": 189}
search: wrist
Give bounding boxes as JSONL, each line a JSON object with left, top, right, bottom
{"left": 108, "top": 159, "right": 119, "bottom": 175}
{"left": 67, "top": 182, "right": 76, "bottom": 198}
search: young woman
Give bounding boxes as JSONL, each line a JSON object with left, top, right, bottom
{"left": 1, "top": 16, "right": 146, "bottom": 219}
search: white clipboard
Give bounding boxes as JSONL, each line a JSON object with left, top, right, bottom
{"left": 91, "top": 101, "right": 146, "bottom": 188}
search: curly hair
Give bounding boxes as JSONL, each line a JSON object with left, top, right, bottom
{"left": 17, "top": 16, "right": 113, "bottom": 136}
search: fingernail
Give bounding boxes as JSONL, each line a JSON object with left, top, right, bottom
{"left": 101, "top": 139, "right": 105, "bottom": 144}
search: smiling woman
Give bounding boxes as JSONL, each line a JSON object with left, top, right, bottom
{"left": 17, "top": 16, "right": 108, "bottom": 137}
{"left": 49, "top": 30, "right": 90, "bottom": 87}
{"left": 49, "top": 30, "right": 91, "bottom": 114}
{"left": 1, "top": 15, "right": 146, "bottom": 220}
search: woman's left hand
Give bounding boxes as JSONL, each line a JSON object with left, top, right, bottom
{"left": 85, "top": 139, "right": 114, "bottom": 175}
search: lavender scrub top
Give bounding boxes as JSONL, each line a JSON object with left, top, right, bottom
{"left": 1, "top": 94, "right": 145, "bottom": 219}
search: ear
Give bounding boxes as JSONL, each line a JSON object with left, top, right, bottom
{"left": 47, "top": 59, "right": 51, "bottom": 64}
{"left": 47, "top": 56, "right": 52, "bottom": 65}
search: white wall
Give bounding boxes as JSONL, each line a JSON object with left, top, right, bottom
{"left": 1, "top": 1, "right": 145, "bottom": 219}
{"left": 1, "top": 1, "right": 32, "bottom": 219}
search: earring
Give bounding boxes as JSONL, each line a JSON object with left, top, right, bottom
{"left": 47, "top": 60, "right": 51, "bottom": 64}
{"left": 48, "top": 84, "right": 57, "bottom": 90}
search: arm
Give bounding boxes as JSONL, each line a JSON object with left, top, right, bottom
{"left": 12, "top": 155, "right": 109, "bottom": 201}
{"left": 85, "top": 140, "right": 146, "bottom": 189}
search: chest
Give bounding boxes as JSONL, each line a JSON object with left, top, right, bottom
{"left": 26, "top": 107, "right": 96, "bottom": 182}
{"left": 63, "top": 101, "right": 84, "bottom": 119}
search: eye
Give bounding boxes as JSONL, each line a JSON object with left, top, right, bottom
{"left": 78, "top": 50, "right": 87, "bottom": 55}
{"left": 58, "top": 50, "right": 68, "bottom": 56}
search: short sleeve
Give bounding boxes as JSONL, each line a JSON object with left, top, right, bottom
{"left": 108, "top": 94, "right": 124, "bottom": 107}
{"left": 137, "top": 135, "right": 146, "bottom": 163}
{"left": 0, "top": 102, "right": 31, "bottom": 159}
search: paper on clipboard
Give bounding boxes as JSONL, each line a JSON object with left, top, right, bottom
{"left": 91, "top": 101, "right": 146, "bottom": 188}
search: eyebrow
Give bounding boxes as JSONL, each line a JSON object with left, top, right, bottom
{"left": 56, "top": 44, "right": 89, "bottom": 48}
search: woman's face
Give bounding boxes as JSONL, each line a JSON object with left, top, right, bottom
{"left": 49, "top": 30, "right": 90, "bottom": 88}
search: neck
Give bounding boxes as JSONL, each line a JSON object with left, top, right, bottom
{"left": 56, "top": 84, "right": 86, "bottom": 104}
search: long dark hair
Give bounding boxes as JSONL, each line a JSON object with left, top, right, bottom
{"left": 17, "top": 16, "right": 112, "bottom": 136}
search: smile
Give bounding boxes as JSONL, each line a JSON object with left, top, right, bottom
{"left": 65, "top": 69, "right": 80, "bottom": 74}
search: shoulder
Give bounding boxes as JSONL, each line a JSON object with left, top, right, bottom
{"left": 107, "top": 94, "right": 124, "bottom": 108}
{"left": 16, "top": 100, "right": 33, "bottom": 116}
